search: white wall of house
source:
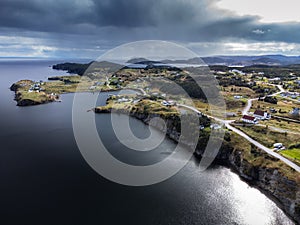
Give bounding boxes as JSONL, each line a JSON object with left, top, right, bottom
{"left": 242, "top": 118, "right": 257, "bottom": 124}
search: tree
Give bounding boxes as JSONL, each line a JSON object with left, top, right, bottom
{"left": 264, "top": 96, "right": 278, "bottom": 104}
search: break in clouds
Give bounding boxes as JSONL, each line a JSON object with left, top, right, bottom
{"left": 1, "top": 0, "right": 300, "bottom": 57}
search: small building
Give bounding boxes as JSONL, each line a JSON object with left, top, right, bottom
{"left": 269, "top": 77, "right": 281, "bottom": 82}
{"left": 253, "top": 110, "right": 270, "bottom": 120}
{"left": 241, "top": 115, "right": 258, "bottom": 124}
{"left": 273, "top": 143, "right": 285, "bottom": 151}
{"left": 290, "top": 108, "right": 300, "bottom": 116}
{"left": 273, "top": 143, "right": 283, "bottom": 149}
{"left": 230, "top": 69, "right": 245, "bottom": 75}
{"left": 210, "top": 124, "right": 222, "bottom": 130}
{"left": 234, "top": 95, "right": 243, "bottom": 100}
{"left": 199, "top": 125, "right": 205, "bottom": 130}
{"left": 117, "top": 97, "right": 130, "bottom": 103}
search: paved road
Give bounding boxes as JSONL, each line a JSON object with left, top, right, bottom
{"left": 226, "top": 123, "right": 300, "bottom": 172}
{"left": 178, "top": 104, "right": 300, "bottom": 173}
{"left": 242, "top": 84, "right": 285, "bottom": 115}
{"left": 242, "top": 98, "right": 259, "bottom": 115}
{"left": 274, "top": 84, "right": 285, "bottom": 93}
{"left": 139, "top": 88, "right": 147, "bottom": 95}
{"left": 105, "top": 76, "right": 112, "bottom": 89}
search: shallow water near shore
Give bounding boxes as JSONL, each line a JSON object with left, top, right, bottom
{"left": 0, "top": 59, "right": 295, "bottom": 225}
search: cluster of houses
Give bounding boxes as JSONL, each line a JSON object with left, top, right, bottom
{"left": 150, "top": 92, "right": 167, "bottom": 99}
{"left": 241, "top": 110, "right": 271, "bottom": 124}
{"left": 230, "top": 69, "right": 246, "bottom": 76}
{"left": 28, "top": 81, "right": 45, "bottom": 93}
{"left": 281, "top": 92, "right": 300, "bottom": 100}
{"left": 109, "top": 94, "right": 141, "bottom": 104}
{"left": 268, "top": 77, "right": 281, "bottom": 82}
{"left": 161, "top": 100, "right": 176, "bottom": 107}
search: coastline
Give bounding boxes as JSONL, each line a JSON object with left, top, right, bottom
{"left": 95, "top": 106, "right": 300, "bottom": 224}
{"left": 9, "top": 79, "right": 122, "bottom": 107}
{"left": 9, "top": 74, "right": 300, "bottom": 224}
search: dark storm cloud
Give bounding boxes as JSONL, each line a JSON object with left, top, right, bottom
{"left": 0, "top": 0, "right": 299, "bottom": 43}
{"left": 1, "top": 0, "right": 300, "bottom": 57}
{"left": 0, "top": 0, "right": 208, "bottom": 30}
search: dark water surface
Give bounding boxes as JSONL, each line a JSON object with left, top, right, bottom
{"left": 0, "top": 59, "right": 294, "bottom": 225}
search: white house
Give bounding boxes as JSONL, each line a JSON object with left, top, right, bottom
{"left": 234, "top": 95, "right": 243, "bottom": 99}
{"left": 273, "top": 143, "right": 283, "bottom": 149}
{"left": 230, "top": 69, "right": 245, "bottom": 75}
{"left": 241, "top": 115, "right": 258, "bottom": 124}
{"left": 253, "top": 110, "right": 270, "bottom": 120}
{"left": 210, "top": 124, "right": 222, "bottom": 130}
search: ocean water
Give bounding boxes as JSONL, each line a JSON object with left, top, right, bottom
{"left": 0, "top": 59, "right": 294, "bottom": 225}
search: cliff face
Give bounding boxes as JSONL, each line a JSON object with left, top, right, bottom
{"left": 95, "top": 107, "right": 201, "bottom": 149}
{"left": 228, "top": 149, "right": 300, "bottom": 224}
{"left": 13, "top": 91, "right": 54, "bottom": 106}
{"left": 95, "top": 107, "right": 300, "bottom": 224}
{"left": 204, "top": 141, "right": 300, "bottom": 224}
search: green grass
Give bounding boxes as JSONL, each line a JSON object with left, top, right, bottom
{"left": 98, "top": 99, "right": 179, "bottom": 117}
{"left": 12, "top": 76, "right": 121, "bottom": 105}
{"left": 280, "top": 149, "right": 300, "bottom": 165}
{"left": 260, "top": 119, "right": 300, "bottom": 133}
{"left": 235, "top": 125, "right": 299, "bottom": 148}
{"left": 20, "top": 91, "right": 50, "bottom": 103}
{"left": 227, "top": 132, "right": 298, "bottom": 180}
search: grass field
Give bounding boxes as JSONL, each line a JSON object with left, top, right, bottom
{"left": 227, "top": 131, "right": 298, "bottom": 180}
{"left": 20, "top": 91, "right": 50, "bottom": 103}
{"left": 12, "top": 75, "right": 120, "bottom": 105}
{"left": 260, "top": 119, "right": 300, "bottom": 133}
{"left": 222, "top": 85, "right": 257, "bottom": 98}
{"left": 236, "top": 125, "right": 299, "bottom": 148}
{"left": 234, "top": 125, "right": 300, "bottom": 165}
{"left": 280, "top": 149, "right": 300, "bottom": 166}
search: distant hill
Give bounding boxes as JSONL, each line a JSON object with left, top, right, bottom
{"left": 52, "top": 61, "right": 123, "bottom": 75}
{"left": 127, "top": 55, "right": 300, "bottom": 66}
{"left": 202, "top": 55, "right": 300, "bottom": 66}
{"left": 53, "top": 55, "right": 300, "bottom": 76}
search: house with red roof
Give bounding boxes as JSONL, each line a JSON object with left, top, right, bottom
{"left": 241, "top": 115, "right": 258, "bottom": 124}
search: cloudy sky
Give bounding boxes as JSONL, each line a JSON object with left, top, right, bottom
{"left": 1, "top": 0, "right": 300, "bottom": 58}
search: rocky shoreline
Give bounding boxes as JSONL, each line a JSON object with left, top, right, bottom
{"left": 10, "top": 81, "right": 56, "bottom": 106}
{"left": 95, "top": 106, "right": 300, "bottom": 224}
{"left": 10, "top": 80, "right": 122, "bottom": 107}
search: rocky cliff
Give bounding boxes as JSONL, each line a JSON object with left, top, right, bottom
{"left": 198, "top": 136, "right": 300, "bottom": 224}
{"left": 95, "top": 107, "right": 300, "bottom": 224}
